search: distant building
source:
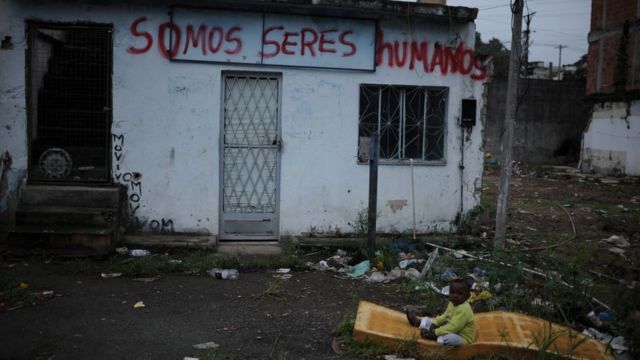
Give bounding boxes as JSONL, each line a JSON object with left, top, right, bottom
{"left": 581, "top": 0, "right": 640, "bottom": 175}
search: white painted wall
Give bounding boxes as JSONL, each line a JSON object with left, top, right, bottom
{"left": 0, "top": 1, "right": 486, "bottom": 235}
{"left": 581, "top": 101, "right": 640, "bottom": 176}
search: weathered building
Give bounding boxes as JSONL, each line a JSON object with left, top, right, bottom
{"left": 582, "top": 0, "right": 640, "bottom": 175}
{"left": 0, "top": 0, "right": 487, "bottom": 247}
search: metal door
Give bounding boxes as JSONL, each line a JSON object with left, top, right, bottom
{"left": 220, "top": 73, "right": 281, "bottom": 240}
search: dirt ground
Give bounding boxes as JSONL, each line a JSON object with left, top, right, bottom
{"left": 1, "top": 167, "right": 639, "bottom": 360}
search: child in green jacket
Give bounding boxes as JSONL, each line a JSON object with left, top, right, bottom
{"left": 406, "top": 278, "right": 476, "bottom": 346}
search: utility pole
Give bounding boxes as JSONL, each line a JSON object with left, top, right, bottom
{"left": 554, "top": 44, "right": 567, "bottom": 67}
{"left": 522, "top": 12, "right": 536, "bottom": 77}
{"left": 495, "top": 0, "right": 524, "bottom": 250}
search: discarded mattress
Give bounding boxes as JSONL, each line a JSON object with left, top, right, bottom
{"left": 353, "top": 301, "right": 614, "bottom": 360}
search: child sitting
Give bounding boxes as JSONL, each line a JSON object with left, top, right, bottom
{"left": 405, "top": 278, "right": 476, "bottom": 346}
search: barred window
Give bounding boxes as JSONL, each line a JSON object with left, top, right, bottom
{"left": 358, "top": 85, "right": 448, "bottom": 164}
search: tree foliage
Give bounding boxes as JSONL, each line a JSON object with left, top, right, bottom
{"left": 475, "top": 32, "right": 510, "bottom": 79}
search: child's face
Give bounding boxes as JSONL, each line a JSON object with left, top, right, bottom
{"left": 449, "top": 283, "right": 470, "bottom": 306}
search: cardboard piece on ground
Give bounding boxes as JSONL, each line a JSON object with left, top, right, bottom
{"left": 353, "top": 301, "right": 614, "bottom": 360}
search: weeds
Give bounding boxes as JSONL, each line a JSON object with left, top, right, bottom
{"left": 260, "top": 279, "right": 284, "bottom": 298}
{"left": 0, "top": 278, "right": 37, "bottom": 310}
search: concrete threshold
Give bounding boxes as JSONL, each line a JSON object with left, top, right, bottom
{"left": 124, "top": 234, "right": 217, "bottom": 249}
{"left": 217, "top": 241, "right": 282, "bottom": 255}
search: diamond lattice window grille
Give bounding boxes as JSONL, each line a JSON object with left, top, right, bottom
{"left": 223, "top": 75, "right": 279, "bottom": 214}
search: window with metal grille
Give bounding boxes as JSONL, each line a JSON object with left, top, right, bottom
{"left": 358, "top": 85, "right": 448, "bottom": 164}
{"left": 27, "top": 23, "right": 112, "bottom": 183}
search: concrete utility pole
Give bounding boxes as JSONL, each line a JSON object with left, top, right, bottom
{"left": 495, "top": 0, "right": 524, "bottom": 250}
{"left": 522, "top": 12, "right": 536, "bottom": 76}
{"left": 555, "top": 44, "right": 567, "bottom": 67}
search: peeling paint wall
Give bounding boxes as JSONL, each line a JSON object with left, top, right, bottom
{"left": 0, "top": 0, "right": 485, "bottom": 235}
{"left": 581, "top": 100, "right": 640, "bottom": 175}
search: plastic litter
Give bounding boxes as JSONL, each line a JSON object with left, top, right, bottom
{"left": 469, "top": 290, "right": 492, "bottom": 303}
{"left": 398, "top": 259, "right": 416, "bottom": 269}
{"left": 404, "top": 268, "right": 421, "bottom": 280}
{"left": 101, "top": 272, "right": 122, "bottom": 279}
{"left": 130, "top": 249, "right": 151, "bottom": 257}
{"left": 583, "top": 327, "right": 627, "bottom": 353}
{"left": 318, "top": 260, "right": 329, "bottom": 271}
{"left": 472, "top": 267, "right": 488, "bottom": 277}
{"left": 192, "top": 341, "right": 219, "bottom": 350}
{"left": 603, "top": 235, "right": 630, "bottom": 248}
{"left": 133, "top": 301, "right": 145, "bottom": 308}
{"left": 115, "top": 247, "right": 129, "bottom": 255}
{"left": 420, "top": 248, "right": 439, "bottom": 276}
{"left": 207, "top": 268, "right": 239, "bottom": 280}
{"left": 347, "top": 260, "right": 370, "bottom": 278}
{"left": 276, "top": 268, "right": 290, "bottom": 274}
{"left": 366, "top": 271, "right": 387, "bottom": 283}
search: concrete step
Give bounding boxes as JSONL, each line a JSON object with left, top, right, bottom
{"left": 21, "top": 185, "right": 121, "bottom": 208}
{"left": 16, "top": 206, "right": 117, "bottom": 228}
{"left": 124, "top": 234, "right": 217, "bottom": 249}
{"left": 8, "top": 229, "right": 114, "bottom": 255}
{"left": 216, "top": 241, "right": 282, "bottom": 255}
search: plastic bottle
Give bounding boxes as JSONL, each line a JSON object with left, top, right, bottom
{"left": 130, "top": 249, "right": 151, "bottom": 257}
{"left": 207, "top": 268, "right": 239, "bottom": 280}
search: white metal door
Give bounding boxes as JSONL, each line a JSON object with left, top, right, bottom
{"left": 220, "top": 73, "right": 281, "bottom": 240}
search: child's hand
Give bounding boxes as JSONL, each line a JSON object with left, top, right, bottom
{"left": 420, "top": 328, "right": 437, "bottom": 340}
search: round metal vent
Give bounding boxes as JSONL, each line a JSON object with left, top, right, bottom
{"left": 39, "top": 148, "right": 72, "bottom": 179}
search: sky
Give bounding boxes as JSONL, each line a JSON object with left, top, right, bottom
{"left": 446, "top": 0, "right": 591, "bottom": 66}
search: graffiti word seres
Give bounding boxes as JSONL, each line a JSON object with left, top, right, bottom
{"left": 126, "top": 17, "right": 488, "bottom": 80}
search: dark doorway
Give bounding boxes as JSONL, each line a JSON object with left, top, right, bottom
{"left": 27, "top": 23, "right": 112, "bottom": 183}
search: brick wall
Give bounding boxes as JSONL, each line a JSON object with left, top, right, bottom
{"left": 586, "top": 0, "right": 640, "bottom": 96}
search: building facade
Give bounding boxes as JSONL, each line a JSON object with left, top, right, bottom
{"left": 582, "top": 0, "right": 640, "bottom": 175}
{"left": 0, "top": 0, "right": 487, "bottom": 242}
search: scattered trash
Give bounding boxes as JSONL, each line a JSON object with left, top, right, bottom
{"left": 420, "top": 248, "right": 439, "bottom": 276}
{"left": 630, "top": 195, "right": 640, "bottom": 204}
{"left": 336, "top": 249, "right": 347, "bottom": 257}
{"left": 404, "top": 268, "right": 421, "bottom": 280}
{"left": 531, "top": 298, "right": 552, "bottom": 307}
{"left": 192, "top": 341, "right": 219, "bottom": 350}
{"left": 453, "top": 251, "right": 465, "bottom": 259}
{"left": 115, "top": 247, "right": 129, "bottom": 255}
{"left": 133, "top": 301, "right": 145, "bottom": 308}
{"left": 130, "top": 249, "right": 151, "bottom": 257}
{"left": 469, "top": 290, "right": 492, "bottom": 303}
{"left": 132, "top": 275, "right": 160, "bottom": 283}
{"left": 583, "top": 327, "right": 627, "bottom": 354}
{"left": 276, "top": 268, "right": 290, "bottom": 274}
{"left": 366, "top": 272, "right": 387, "bottom": 283}
{"left": 398, "top": 259, "right": 416, "bottom": 269}
{"left": 383, "top": 355, "right": 416, "bottom": 360}
{"left": 603, "top": 235, "right": 630, "bottom": 248}
{"left": 183, "top": 357, "right": 199, "bottom": 360}
{"left": 273, "top": 273, "right": 293, "bottom": 280}
{"left": 440, "top": 285, "right": 450, "bottom": 296}
{"left": 318, "top": 260, "right": 329, "bottom": 271}
{"left": 169, "top": 259, "right": 182, "bottom": 264}
{"left": 608, "top": 247, "right": 627, "bottom": 257}
{"left": 36, "top": 290, "right": 55, "bottom": 300}
{"left": 472, "top": 267, "right": 488, "bottom": 278}
{"left": 207, "top": 268, "right": 239, "bottom": 280}
{"left": 439, "top": 270, "right": 458, "bottom": 281}
{"left": 346, "top": 260, "right": 370, "bottom": 278}
{"left": 101, "top": 273, "right": 122, "bottom": 279}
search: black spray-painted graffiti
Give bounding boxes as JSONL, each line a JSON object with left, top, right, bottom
{"left": 112, "top": 133, "right": 174, "bottom": 233}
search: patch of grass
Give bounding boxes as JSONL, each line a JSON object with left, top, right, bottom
{"left": 260, "top": 278, "right": 284, "bottom": 298}
{"left": 0, "top": 278, "right": 38, "bottom": 310}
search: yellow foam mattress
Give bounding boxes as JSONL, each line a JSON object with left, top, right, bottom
{"left": 353, "top": 301, "right": 614, "bottom": 360}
